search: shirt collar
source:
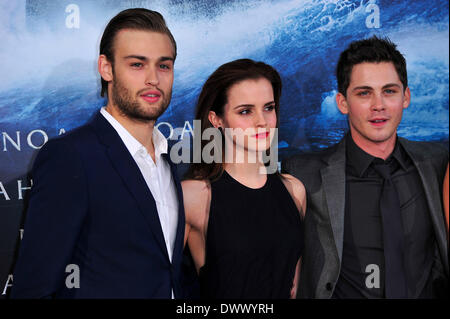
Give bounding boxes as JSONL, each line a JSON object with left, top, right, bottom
{"left": 346, "top": 133, "right": 409, "bottom": 177}
{"left": 390, "top": 139, "right": 409, "bottom": 171}
{"left": 152, "top": 125, "right": 168, "bottom": 158}
{"left": 346, "top": 133, "right": 374, "bottom": 177}
{"left": 100, "top": 107, "right": 168, "bottom": 160}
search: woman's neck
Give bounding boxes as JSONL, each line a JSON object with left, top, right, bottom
{"left": 224, "top": 161, "right": 267, "bottom": 189}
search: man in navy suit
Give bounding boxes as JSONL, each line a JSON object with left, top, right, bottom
{"left": 10, "top": 8, "right": 186, "bottom": 298}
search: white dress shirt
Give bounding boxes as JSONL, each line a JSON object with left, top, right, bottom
{"left": 100, "top": 107, "right": 179, "bottom": 263}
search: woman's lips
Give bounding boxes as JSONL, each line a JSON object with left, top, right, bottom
{"left": 253, "top": 132, "right": 270, "bottom": 139}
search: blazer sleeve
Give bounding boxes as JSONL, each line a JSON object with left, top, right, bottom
{"left": 10, "top": 138, "right": 88, "bottom": 298}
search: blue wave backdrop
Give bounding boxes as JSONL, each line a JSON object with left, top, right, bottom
{"left": 0, "top": 0, "right": 448, "bottom": 296}
{"left": 0, "top": 0, "right": 448, "bottom": 183}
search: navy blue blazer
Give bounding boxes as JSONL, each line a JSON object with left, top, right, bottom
{"left": 10, "top": 112, "right": 186, "bottom": 298}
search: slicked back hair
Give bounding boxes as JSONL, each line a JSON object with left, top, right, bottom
{"left": 99, "top": 8, "right": 177, "bottom": 97}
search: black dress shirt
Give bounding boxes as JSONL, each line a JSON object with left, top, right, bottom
{"left": 332, "top": 134, "right": 437, "bottom": 298}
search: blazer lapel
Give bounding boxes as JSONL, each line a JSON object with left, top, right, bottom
{"left": 320, "top": 138, "right": 347, "bottom": 262}
{"left": 90, "top": 112, "right": 170, "bottom": 260}
{"left": 400, "top": 139, "right": 449, "bottom": 274}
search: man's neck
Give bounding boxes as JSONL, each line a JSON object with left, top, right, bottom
{"left": 105, "top": 104, "right": 156, "bottom": 159}
{"left": 350, "top": 131, "right": 397, "bottom": 160}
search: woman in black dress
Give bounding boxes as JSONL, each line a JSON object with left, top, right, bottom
{"left": 182, "top": 59, "right": 306, "bottom": 299}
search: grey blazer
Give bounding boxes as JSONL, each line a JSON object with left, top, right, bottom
{"left": 282, "top": 136, "right": 449, "bottom": 298}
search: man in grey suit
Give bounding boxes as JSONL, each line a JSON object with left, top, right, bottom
{"left": 283, "top": 36, "right": 448, "bottom": 298}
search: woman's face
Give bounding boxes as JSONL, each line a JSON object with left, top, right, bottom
{"left": 214, "top": 77, "right": 277, "bottom": 155}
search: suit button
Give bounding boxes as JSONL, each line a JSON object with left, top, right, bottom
{"left": 326, "top": 282, "right": 333, "bottom": 291}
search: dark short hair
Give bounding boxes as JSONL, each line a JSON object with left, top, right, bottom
{"left": 185, "top": 58, "right": 282, "bottom": 181}
{"left": 336, "top": 35, "right": 407, "bottom": 96}
{"left": 99, "top": 8, "right": 177, "bottom": 97}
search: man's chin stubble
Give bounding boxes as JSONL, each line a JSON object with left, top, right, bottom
{"left": 120, "top": 106, "right": 165, "bottom": 123}
{"left": 114, "top": 95, "right": 168, "bottom": 123}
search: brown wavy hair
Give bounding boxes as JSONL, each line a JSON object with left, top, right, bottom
{"left": 184, "top": 58, "right": 282, "bottom": 181}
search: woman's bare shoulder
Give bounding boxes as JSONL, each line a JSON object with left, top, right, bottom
{"left": 280, "top": 173, "right": 307, "bottom": 217}
{"left": 181, "top": 179, "right": 212, "bottom": 226}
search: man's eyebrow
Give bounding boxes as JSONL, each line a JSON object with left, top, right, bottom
{"left": 124, "top": 55, "right": 148, "bottom": 61}
{"left": 352, "top": 83, "right": 402, "bottom": 91}
{"left": 160, "top": 56, "right": 174, "bottom": 62}
{"left": 123, "top": 55, "right": 174, "bottom": 62}
{"left": 382, "top": 83, "right": 402, "bottom": 89}
{"left": 352, "top": 86, "right": 373, "bottom": 91}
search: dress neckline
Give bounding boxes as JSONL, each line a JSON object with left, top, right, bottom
{"left": 222, "top": 169, "right": 270, "bottom": 190}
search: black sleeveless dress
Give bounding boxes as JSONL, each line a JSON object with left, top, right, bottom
{"left": 199, "top": 171, "right": 304, "bottom": 299}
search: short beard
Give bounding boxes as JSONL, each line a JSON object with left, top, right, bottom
{"left": 111, "top": 76, "right": 171, "bottom": 123}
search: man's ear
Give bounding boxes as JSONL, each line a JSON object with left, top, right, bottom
{"left": 98, "top": 55, "right": 113, "bottom": 82}
{"left": 336, "top": 92, "right": 349, "bottom": 115}
{"left": 403, "top": 87, "right": 411, "bottom": 109}
{"left": 208, "top": 111, "right": 223, "bottom": 128}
